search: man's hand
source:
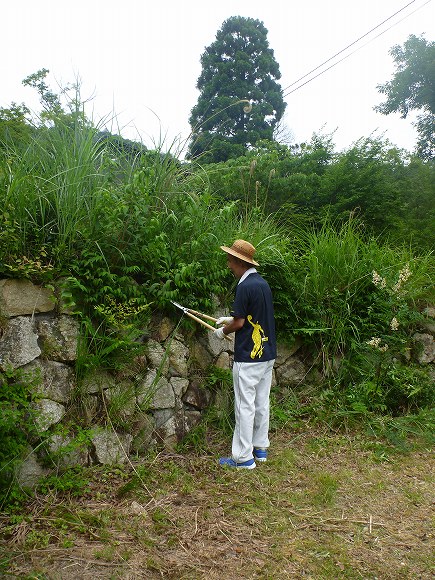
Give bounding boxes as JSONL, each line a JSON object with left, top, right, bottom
{"left": 213, "top": 326, "right": 226, "bottom": 340}
{"left": 216, "top": 316, "right": 234, "bottom": 326}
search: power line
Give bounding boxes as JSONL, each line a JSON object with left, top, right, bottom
{"left": 282, "top": 0, "right": 431, "bottom": 98}
{"left": 281, "top": 0, "right": 418, "bottom": 94}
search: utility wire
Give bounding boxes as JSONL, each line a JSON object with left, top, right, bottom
{"left": 282, "top": 0, "right": 431, "bottom": 98}
{"left": 282, "top": 0, "right": 418, "bottom": 93}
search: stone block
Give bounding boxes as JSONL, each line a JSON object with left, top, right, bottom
{"left": 145, "top": 339, "right": 169, "bottom": 375}
{"left": 182, "top": 380, "right": 211, "bottom": 410}
{"left": 0, "top": 316, "right": 40, "bottom": 370}
{"left": 105, "top": 380, "right": 137, "bottom": 417}
{"left": 168, "top": 338, "right": 189, "bottom": 377}
{"left": 275, "top": 357, "right": 307, "bottom": 387}
{"left": 129, "top": 412, "right": 155, "bottom": 454}
{"left": 206, "top": 330, "right": 234, "bottom": 357}
{"left": 91, "top": 429, "right": 133, "bottom": 464}
{"left": 189, "top": 340, "right": 213, "bottom": 371}
{"left": 36, "top": 315, "right": 79, "bottom": 361}
{"left": 24, "top": 359, "right": 75, "bottom": 403}
{"left": 170, "top": 377, "right": 189, "bottom": 399}
{"left": 81, "top": 370, "right": 117, "bottom": 394}
{"left": 275, "top": 338, "right": 302, "bottom": 366}
{"left": 0, "top": 279, "right": 55, "bottom": 317}
{"left": 15, "top": 446, "right": 50, "bottom": 489}
{"left": 412, "top": 333, "right": 435, "bottom": 364}
{"left": 47, "top": 434, "right": 89, "bottom": 470}
{"left": 33, "top": 399, "right": 66, "bottom": 432}
{"left": 136, "top": 369, "right": 175, "bottom": 409}
{"left": 215, "top": 351, "right": 231, "bottom": 369}
{"left": 184, "top": 410, "right": 202, "bottom": 431}
{"left": 156, "top": 317, "right": 175, "bottom": 341}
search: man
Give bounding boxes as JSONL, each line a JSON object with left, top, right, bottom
{"left": 214, "top": 239, "right": 276, "bottom": 469}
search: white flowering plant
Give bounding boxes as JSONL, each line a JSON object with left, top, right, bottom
{"left": 343, "top": 261, "right": 433, "bottom": 413}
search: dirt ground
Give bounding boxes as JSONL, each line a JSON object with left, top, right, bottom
{"left": 1, "top": 426, "right": 434, "bottom": 579}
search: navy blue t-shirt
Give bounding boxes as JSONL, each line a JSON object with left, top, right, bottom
{"left": 231, "top": 272, "right": 276, "bottom": 363}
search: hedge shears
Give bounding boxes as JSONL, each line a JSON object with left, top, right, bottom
{"left": 171, "top": 301, "right": 232, "bottom": 341}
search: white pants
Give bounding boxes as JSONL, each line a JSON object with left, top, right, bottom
{"left": 232, "top": 359, "right": 275, "bottom": 463}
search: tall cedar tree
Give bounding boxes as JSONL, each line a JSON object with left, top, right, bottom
{"left": 187, "top": 16, "right": 286, "bottom": 163}
{"left": 375, "top": 35, "right": 435, "bottom": 160}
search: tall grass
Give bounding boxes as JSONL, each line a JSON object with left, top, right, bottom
{"left": 268, "top": 216, "right": 433, "bottom": 370}
{"left": 1, "top": 110, "right": 433, "bottom": 415}
{"left": 0, "top": 117, "right": 113, "bottom": 269}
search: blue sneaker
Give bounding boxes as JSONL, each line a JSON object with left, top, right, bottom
{"left": 219, "top": 457, "right": 256, "bottom": 469}
{"left": 253, "top": 448, "right": 268, "bottom": 462}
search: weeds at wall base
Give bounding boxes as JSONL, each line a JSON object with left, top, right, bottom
{"left": 1, "top": 423, "right": 433, "bottom": 579}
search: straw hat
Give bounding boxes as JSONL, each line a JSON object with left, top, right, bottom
{"left": 220, "top": 239, "right": 259, "bottom": 266}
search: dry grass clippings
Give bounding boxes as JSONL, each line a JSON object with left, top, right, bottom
{"left": 1, "top": 427, "right": 433, "bottom": 579}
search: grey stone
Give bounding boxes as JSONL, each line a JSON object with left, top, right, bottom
{"left": 275, "top": 357, "right": 307, "bottom": 387}
{"left": 421, "top": 321, "right": 435, "bottom": 334}
{"left": 153, "top": 408, "right": 175, "bottom": 428}
{"left": 215, "top": 351, "right": 231, "bottom": 370}
{"left": 156, "top": 317, "right": 175, "bottom": 341}
{"left": 206, "top": 309, "right": 234, "bottom": 356}
{"left": 170, "top": 377, "right": 189, "bottom": 399}
{"left": 419, "top": 308, "right": 435, "bottom": 334}
{"left": 24, "top": 359, "right": 75, "bottom": 403}
{"left": 15, "top": 447, "right": 50, "bottom": 489}
{"left": 36, "top": 315, "right": 79, "bottom": 361}
{"left": 0, "top": 279, "right": 55, "bottom": 317}
{"left": 168, "top": 338, "right": 189, "bottom": 377}
{"left": 91, "top": 429, "right": 133, "bottom": 464}
{"left": 206, "top": 330, "right": 234, "bottom": 357}
{"left": 33, "top": 399, "right": 66, "bottom": 432}
{"left": 81, "top": 369, "right": 117, "bottom": 394}
{"left": 47, "top": 434, "right": 89, "bottom": 470}
{"left": 145, "top": 339, "right": 169, "bottom": 375}
{"left": 412, "top": 333, "right": 435, "bottom": 364}
{"left": 189, "top": 340, "right": 213, "bottom": 371}
{"left": 155, "top": 409, "right": 186, "bottom": 449}
{"left": 423, "top": 306, "right": 435, "bottom": 319}
{"left": 130, "top": 501, "right": 147, "bottom": 515}
{"left": 157, "top": 420, "right": 177, "bottom": 448}
{"left": 271, "top": 368, "right": 277, "bottom": 389}
{"left": 79, "top": 394, "right": 99, "bottom": 424}
{"left": 130, "top": 412, "right": 155, "bottom": 454}
{"left": 105, "top": 380, "right": 137, "bottom": 416}
{"left": 275, "top": 338, "right": 302, "bottom": 366}
{"left": 184, "top": 410, "right": 202, "bottom": 431}
{"left": 182, "top": 380, "right": 211, "bottom": 410}
{"left": 136, "top": 369, "right": 175, "bottom": 409}
{"left": 0, "top": 316, "right": 40, "bottom": 370}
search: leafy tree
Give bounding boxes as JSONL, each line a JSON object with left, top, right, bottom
{"left": 0, "top": 103, "right": 34, "bottom": 148}
{"left": 397, "top": 155, "right": 435, "bottom": 248}
{"left": 23, "top": 68, "right": 91, "bottom": 130}
{"left": 375, "top": 35, "right": 435, "bottom": 159}
{"left": 187, "top": 16, "right": 286, "bottom": 163}
{"left": 186, "top": 134, "right": 335, "bottom": 215}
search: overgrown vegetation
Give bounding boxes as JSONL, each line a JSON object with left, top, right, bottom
{"left": 0, "top": 70, "right": 434, "bottom": 527}
{"left": 0, "top": 367, "right": 41, "bottom": 504}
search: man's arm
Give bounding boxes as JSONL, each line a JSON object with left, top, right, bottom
{"left": 222, "top": 316, "right": 245, "bottom": 335}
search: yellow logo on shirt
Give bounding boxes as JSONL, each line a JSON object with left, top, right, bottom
{"left": 247, "top": 315, "right": 269, "bottom": 359}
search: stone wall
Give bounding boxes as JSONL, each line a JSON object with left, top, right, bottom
{"left": 0, "top": 279, "right": 314, "bottom": 487}
{"left": 1, "top": 279, "right": 434, "bottom": 488}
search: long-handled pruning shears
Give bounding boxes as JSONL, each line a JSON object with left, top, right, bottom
{"left": 171, "top": 301, "right": 232, "bottom": 341}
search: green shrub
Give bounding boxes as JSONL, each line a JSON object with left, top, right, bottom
{"left": 0, "top": 367, "right": 41, "bottom": 506}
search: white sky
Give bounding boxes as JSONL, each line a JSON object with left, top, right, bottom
{"left": 2, "top": 0, "right": 434, "bottom": 155}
